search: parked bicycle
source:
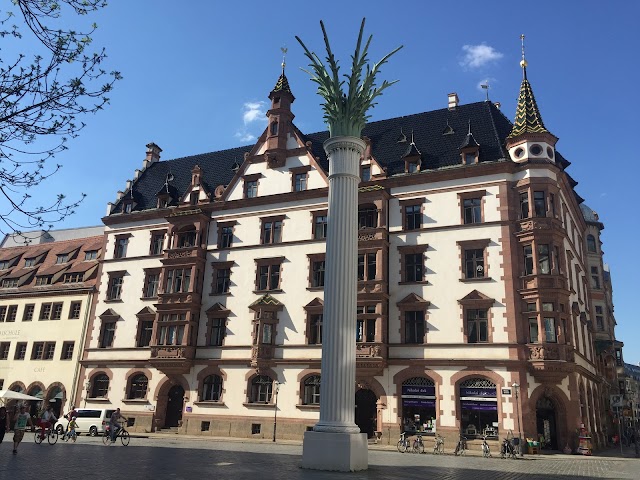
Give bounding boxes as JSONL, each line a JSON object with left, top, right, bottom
{"left": 500, "top": 437, "right": 516, "bottom": 459}
{"left": 102, "top": 424, "right": 130, "bottom": 446}
{"left": 454, "top": 434, "right": 467, "bottom": 456}
{"left": 412, "top": 434, "right": 425, "bottom": 454}
{"left": 433, "top": 434, "right": 445, "bottom": 454}
{"left": 34, "top": 425, "right": 58, "bottom": 445}
{"left": 396, "top": 431, "right": 409, "bottom": 453}
{"left": 481, "top": 435, "right": 491, "bottom": 458}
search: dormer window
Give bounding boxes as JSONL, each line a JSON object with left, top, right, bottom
{"left": 2, "top": 278, "right": 18, "bottom": 288}
{"left": 158, "top": 197, "right": 169, "bottom": 209}
{"left": 407, "top": 160, "right": 419, "bottom": 173}
{"left": 0, "top": 261, "right": 8, "bottom": 270}
{"left": 63, "top": 273, "right": 83, "bottom": 283}
{"left": 84, "top": 250, "right": 98, "bottom": 261}
{"left": 464, "top": 153, "right": 476, "bottom": 165}
{"left": 56, "top": 254, "right": 69, "bottom": 264}
{"left": 24, "top": 258, "right": 36, "bottom": 267}
{"left": 35, "top": 275, "right": 52, "bottom": 286}
{"left": 361, "top": 165, "right": 371, "bottom": 181}
{"left": 245, "top": 180, "right": 258, "bottom": 199}
{"left": 123, "top": 202, "right": 133, "bottom": 214}
{"left": 189, "top": 191, "right": 199, "bottom": 206}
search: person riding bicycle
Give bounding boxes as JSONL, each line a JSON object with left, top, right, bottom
{"left": 109, "top": 408, "right": 126, "bottom": 444}
{"left": 37, "top": 406, "right": 57, "bottom": 440}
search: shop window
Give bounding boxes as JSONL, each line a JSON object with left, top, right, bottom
{"left": 459, "top": 378, "right": 498, "bottom": 438}
{"left": 401, "top": 377, "right": 436, "bottom": 434}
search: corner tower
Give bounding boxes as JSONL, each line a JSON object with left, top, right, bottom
{"left": 506, "top": 35, "right": 558, "bottom": 164}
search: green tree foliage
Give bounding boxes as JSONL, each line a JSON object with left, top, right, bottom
{"left": 296, "top": 18, "right": 402, "bottom": 138}
{"left": 0, "top": 0, "right": 121, "bottom": 240}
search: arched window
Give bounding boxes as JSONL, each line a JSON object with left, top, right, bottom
{"left": 459, "top": 377, "right": 498, "bottom": 438}
{"left": 91, "top": 374, "right": 109, "bottom": 398}
{"left": 303, "top": 375, "right": 321, "bottom": 405}
{"left": 128, "top": 374, "right": 148, "bottom": 399}
{"left": 401, "top": 377, "right": 436, "bottom": 432}
{"left": 201, "top": 374, "right": 223, "bottom": 402}
{"left": 249, "top": 375, "right": 273, "bottom": 403}
{"left": 586, "top": 235, "right": 597, "bottom": 253}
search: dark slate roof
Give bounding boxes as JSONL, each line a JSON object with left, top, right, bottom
{"left": 272, "top": 72, "right": 292, "bottom": 95}
{"left": 112, "top": 101, "right": 567, "bottom": 215}
{"left": 580, "top": 204, "right": 600, "bottom": 223}
{"left": 459, "top": 132, "right": 480, "bottom": 150}
{"left": 507, "top": 72, "right": 549, "bottom": 138}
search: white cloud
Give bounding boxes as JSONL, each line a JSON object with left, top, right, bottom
{"left": 476, "top": 78, "right": 496, "bottom": 92}
{"left": 234, "top": 131, "right": 256, "bottom": 143}
{"left": 242, "top": 101, "right": 267, "bottom": 125}
{"left": 460, "top": 44, "right": 503, "bottom": 69}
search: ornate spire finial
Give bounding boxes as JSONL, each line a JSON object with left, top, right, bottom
{"left": 468, "top": 119, "right": 471, "bottom": 135}
{"left": 520, "top": 34, "right": 528, "bottom": 79}
{"left": 281, "top": 46, "right": 288, "bottom": 74}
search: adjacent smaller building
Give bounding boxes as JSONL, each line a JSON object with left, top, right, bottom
{"left": 0, "top": 227, "right": 103, "bottom": 419}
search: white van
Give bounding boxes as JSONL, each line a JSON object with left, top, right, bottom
{"left": 54, "top": 408, "right": 115, "bottom": 436}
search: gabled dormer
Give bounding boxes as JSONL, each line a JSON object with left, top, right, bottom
{"left": 506, "top": 37, "right": 558, "bottom": 164}
{"left": 460, "top": 122, "right": 480, "bottom": 165}
{"left": 264, "top": 66, "right": 296, "bottom": 169}
{"left": 156, "top": 174, "right": 179, "bottom": 209}
{"left": 180, "top": 165, "right": 211, "bottom": 206}
{"left": 403, "top": 134, "right": 422, "bottom": 173}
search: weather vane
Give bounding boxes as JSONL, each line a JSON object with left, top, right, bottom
{"left": 520, "top": 34, "right": 527, "bottom": 71}
{"left": 281, "top": 46, "right": 288, "bottom": 72}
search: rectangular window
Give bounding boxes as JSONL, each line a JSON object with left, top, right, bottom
{"left": 467, "top": 309, "right": 488, "bottom": 343}
{"left": 0, "top": 342, "right": 9, "bottom": 360}
{"left": 595, "top": 306, "right": 604, "bottom": 331}
{"left": 355, "top": 318, "right": 376, "bottom": 343}
{"left": 208, "top": 318, "right": 226, "bottom": 346}
{"left": 14, "top": 342, "right": 27, "bottom": 360}
{"left": 63, "top": 273, "right": 83, "bottom": 283}
{"left": 100, "top": 322, "right": 116, "bottom": 348}
{"left": 313, "top": 214, "right": 328, "bottom": 240}
{"left": 219, "top": 225, "right": 233, "bottom": 249}
{"left": 51, "top": 303, "right": 63, "bottom": 320}
{"left": 463, "top": 198, "right": 482, "bottom": 224}
{"left": 0, "top": 307, "right": 6, "bottom": 322}
{"left": 150, "top": 232, "right": 165, "bottom": 255}
{"left": 523, "top": 245, "right": 534, "bottom": 275}
{"left": 84, "top": 250, "right": 98, "bottom": 261}
{"left": 61, "top": 342, "right": 74, "bottom": 360}
{"left": 6, "top": 305, "right": 17, "bottom": 322}
{"left": 35, "top": 276, "right": 52, "bottom": 286}
{"left": 31, "top": 342, "right": 45, "bottom": 360}
{"left": 165, "top": 268, "right": 192, "bottom": 294}
{"left": 261, "top": 220, "right": 282, "bottom": 244}
{"left": 407, "top": 161, "right": 419, "bottom": 173}
{"left": 260, "top": 324, "right": 273, "bottom": 345}
{"left": 538, "top": 244, "right": 551, "bottom": 274}
{"left": 405, "top": 253, "right": 423, "bottom": 282}
{"left": 591, "top": 266, "right": 600, "bottom": 289}
{"left": 361, "top": 165, "right": 371, "bottom": 182}
{"left": 544, "top": 317, "right": 557, "bottom": 343}
{"left": 137, "top": 321, "right": 154, "bottom": 347}
{"left": 107, "top": 274, "right": 124, "bottom": 300}
{"left": 143, "top": 272, "right": 160, "bottom": 298}
{"left": 533, "top": 191, "right": 546, "bottom": 217}
{"left": 358, "top": 207, "right": 377, "bottom": 229}
{"left": 529, "top": 318, "right": 539, "bottom": 343}
{"left": 114, "top": 237, "right": 128, "bottom": 259}
{"left": 39, "top": 303, "right": 52, "bottom": 320}
{"left": 44, "top": 342, "right": 56, "bottom": 360}
{"left": 24, "top": 257, "right": 36, "bottom": 267}
{"left": 357, "top": 252, "right": 377, "bottom": 281}
{"left": 23, "top": 304, "right": 35, "bottom": 321}
{"left": 309, "top": 314, "right": 322, "bottom": 345}
{"left": 214, "top": 268, "right": 231, "bottom": 294}
{"left": 311, "top": 260, "right": 325, "bottom": 287}
{"left": 519, "top": 192, "right": 530, "bottom": 219}
{"left": 56, "top": 254, "right": 69, "bottom": 264}
{"left": 1, "top": 278, "right": 18, "bottom": 288}
{"left": 69, "top": 301, "right": 82, "bottom": 319}
{"left": 245, "top": 180, "right": 258, "bottom": 198}
{"left": 526, "top": 302, "right": 536, "bottom": 312}
{"left": 258, "top": 263, "right": 281, "bottom": 291}
{"left": 549, "top": 193, "right": 556, "bottom": 217}
{"left": 405, "top": 311, "right": 425, "bottom": 344}
{"left": 464, "top": 249, "right": 485, "bottom": 279}
{"left": 542, "top": 302, "right": 554, "bottom": 312}
{"left": 294, "top": 173, "right": 307, "bottom": 192}
{"left": 405, "top": 204, "right": 421, "bottom": 230}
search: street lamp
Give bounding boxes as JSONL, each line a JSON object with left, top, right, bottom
{"left": 273, "top": 381, "right": 280, "bottom": 443}
{"left": 512, "top": 383, "right": 523, "bottom": 456}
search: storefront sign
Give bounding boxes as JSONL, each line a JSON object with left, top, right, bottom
{"left": 460, "top": 387, "right": 496, "bottom": 398}
{"left": 402, "top": 385, "right": 435, "bottom": 397}
{"left": 402, "top": 399, "right": 436, "bottom": 408}
{"left": 501, "top": 388, "right": 512, "bottom": 396}
{"left": 460, "top": 400, "right": 497, "bottom": 411}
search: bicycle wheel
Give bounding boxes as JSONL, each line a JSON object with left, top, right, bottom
{"left": 102, "top": 431, "right": 110, "bottom": 445}
{"left": 397, "top": 440, "right": 405, "bottom": 453}
{"left": 120, "top": 430, "right": 130, "bottom": 446}
{"left": 34, "top": 431, "right": 44, "bottom": 444}
{"left": 414, "top": 440, "right": 425, "bottom": 454}
{"left": 47, "top": 431, "right": 58, "bottom": 445}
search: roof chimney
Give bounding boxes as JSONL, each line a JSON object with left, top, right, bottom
{"left": 448, "top": 92, "right": 459, "bottom": 110}
{"left": 145, "top": 142, "right": 162, "bottom": 164}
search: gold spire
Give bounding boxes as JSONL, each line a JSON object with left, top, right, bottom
{"left": 272, "top": 46, "right": 293, "bottom": 95}
{"left": 520, "top": 34, "right": 528, "bottom": 78}
{"left": 281, "top": 46, "right": 287, "bottom": 74}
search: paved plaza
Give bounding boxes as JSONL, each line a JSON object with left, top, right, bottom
{"left": 0, "top": 435, "right": 637, "bottom": 480}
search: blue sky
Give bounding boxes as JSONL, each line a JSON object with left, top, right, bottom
{"left": 10, "top": 1, "right": 639, "bottom": 363}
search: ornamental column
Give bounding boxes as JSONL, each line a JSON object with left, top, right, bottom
{"left": 301, "top": 136, "right": 368, "bottom": 471}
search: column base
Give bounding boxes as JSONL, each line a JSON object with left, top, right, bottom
{"left": 301, "top": 430, "right": 368, "bottom": 472}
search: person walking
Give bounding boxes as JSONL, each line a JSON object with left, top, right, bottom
{"left": 13, "top": 404, "right": 33, "bottom": 454}
{"left": 0, "top": 406, "right": 9, "bottom": 444}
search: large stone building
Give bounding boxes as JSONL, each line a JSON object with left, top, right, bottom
{"left": 75, "top": 59, "right": 621, "bottom": 450}
{"left": 0, "top": 227, "right": 103, "bottom": 418}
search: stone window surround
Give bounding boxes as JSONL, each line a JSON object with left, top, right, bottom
{"left": 141, "top": 268, "right": 161, "bottom": 299}
{"left": 216, "top": 220, "right": 237, "bottom": 249}
{"left": 397, "top": 244, "right": 429, "bottom": 284}
{"left": 250, "top": 301, "right": 283, "bottom": 347}
{"left": 243, "top": 173, "right": 263, "bottom": 199}
{"left": 13, "top": 341, "right": 27, "bottom": 360}
{"left": 124, "top": 368, "right": 152, "bottom": 401}
{"left": 210, "top": 261, "right": 234, "bottom": 296}
{"left": 290, "top": 165, "right": 312, "bottom": 192}
{"left": 515, "top": 179, "right": 561, "bottom": 221}
{"left": 404, "top": 155, "right": 421, "bottom": 173}
{"left": 311, "top": 209, "right": 328, "bottom": 240}
{"left": 460, "top": 145, "right": 479, "bottom": 165}
{"left": 113, "top": 233, "right": 132, "bottom": 259}
{"left": 135, "top": 307, "right": 156, "bottom": 347}
{"left": 31, "top": 341, "right": 56, "bottom": 360}
{"left": 195, "top": 366, "right": 227, "bottom": 404}
{"left": 148, "top": 229, "right": 167, "bottom": 256}
{"left": 356, "top": 302, "right": 383, "bottom": 343}
{"left": 457, "top": 189, "right": 487, "bottom": 225}
{"left": 244, "top": 369, "right": 277, "bottom": 405}
{"left": 98, "top": 309, "right": 122, "bottom": 348}
{"left": 456, "top": 238, "right": 492, "bottom": 282}
{"left": 68, "top": 301, "right": 82, "bottom": 319}
{"left": 399, "top": 197, "right": 425, "bottom": 231}
{"left": 105, "top": 270, "right": 127, "bottom": 302}
{"left": 303, "top": 298, "right": 323, "bottom": 345}
{"left": 396, "top": 294, "right": 430, "bottom": 344}
{"left": 306, "top": 253, "right": 326, "bottom": 290}
{"left": 254, "top": 256, "right": 285, "bottom": 293}
{"left": 520, "top": 234, "right": 564, "bottom": 277}
{"left": 88, "top": 369, "right": 113, "bottom": 399}
{"left": 457, "top": 293, "right": 495, "bottom": 344}
{"left": 521, "top": 294, "right": 570, "bottom": 345}
{"left": 299, "top": 372, "right": 322, "bottom": 407}
{"left": 204, "top": 304, "right": 230, "bottom": 347}
{"left": 260, "top": 215, "right": 286, "bottom": 245}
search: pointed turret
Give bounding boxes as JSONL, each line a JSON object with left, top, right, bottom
{"left": 264, "top": 50, "right": 296, "bottom": 168}
{"left": 506, "top": 35, "right": 558, "bottom": 164}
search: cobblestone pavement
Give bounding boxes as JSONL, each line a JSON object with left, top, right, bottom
{"left": 0, "top": 435, "right": 637, "bottom": 480}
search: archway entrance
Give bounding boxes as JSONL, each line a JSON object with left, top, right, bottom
{"left": 164, "top": 385, "right": 185, "bottom": 428}
{"left": 27, "top": 386, "right": 43, "bottom": 419}
{"left": 355, "top": 389, "right": 377, "bottom": 438}
{"left": 47, "top": 387, "right": 64, "bottom": 417}
{"left": 536, "top": 396, "right": 558, "bottom": 450}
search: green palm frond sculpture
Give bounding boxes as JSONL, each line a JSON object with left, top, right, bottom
{"left": 296, "top": 18, "right": 403, "bottom": 138}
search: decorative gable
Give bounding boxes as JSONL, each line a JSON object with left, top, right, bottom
{"left": 457, "top": 290, "right": 495, "bottom": 308}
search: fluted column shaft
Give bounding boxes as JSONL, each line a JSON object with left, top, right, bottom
{"left": 314, "top": 136, "right": 365, "bottom": 434}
